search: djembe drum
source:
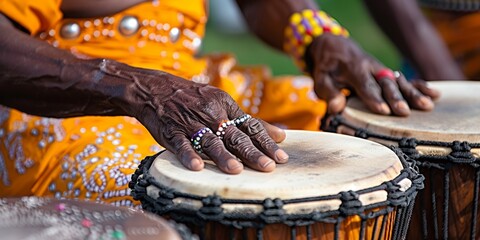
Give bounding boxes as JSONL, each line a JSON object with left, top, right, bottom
{"left": 325, "top": 81, "right": 480, "bottom": 239}
{"left": 0, "top": 196, "right": 195, "bottom": 240}
{"left": 130, "top": 131, "right": 422, "bottom": 240}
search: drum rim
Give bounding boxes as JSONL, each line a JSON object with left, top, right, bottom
{"left": 338, "top": 81, "right": 480, "bottom": 143}
{"left": 326, "top": 114, "right": 480, "bottom": 165}
{"left": 130, "top": 148, "right": 423, "bottom": 228}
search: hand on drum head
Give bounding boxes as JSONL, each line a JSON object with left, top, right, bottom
{"left": 307, "top": 34, "right": 441, "bottom": 116}
{"left": 130, "top": 74, "right": 288, "bottom": 174}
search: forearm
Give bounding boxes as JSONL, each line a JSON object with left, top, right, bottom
{"left": 235, "top": 0, "right": 318, "bottom": 51}
{"left": 60, "top": 0, "right": 148, "bottom": 18}
{"left": 0, "top": 14, "right": 168, "bottom": 118}
{"left": 363, "top": 0, "right": 464, "bottom": 80}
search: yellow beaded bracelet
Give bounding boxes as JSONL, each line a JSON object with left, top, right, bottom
{"left": 284, "top": 9, "right": 350, "bottom": 71}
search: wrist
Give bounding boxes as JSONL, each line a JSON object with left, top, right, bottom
{"left": 283, "top": 9, "right": 349, "bottom": 72}
{"left": 62, "top": 58, "right": 152, "bottom": 117}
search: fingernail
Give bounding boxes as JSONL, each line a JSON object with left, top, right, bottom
{"left": 379, "top": 103, "right": 391, "bottom": 115}
{"left": 273, "top": 129, "right": 286, "bottom": 143}
{"left": 419, "top": 96, "right": 434, "bottom": 109}
{"left": 189, "top": 158, "right": 203, "bottom": 171}
{"left": 259, "top": 156, "right": 275, "bottom": 170}
{"left": 328, "top": 95, "right": 346, "bottom": 114}
{"left": 275, "top": 149, "right": 289, "bottom": 163}
{"left": 394, "top": 101, "right": 411, "bottom": 115}
{"left": 227, "top": 159, "right": 243, "bottom": 171}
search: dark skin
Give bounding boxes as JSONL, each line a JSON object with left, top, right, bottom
{"left": 60, "top": 0, "right": 149, "bottom": 18}
{"left": 236, "top": 0, "right": 441, "bottom": 116}
{"left": 363, "top": 0, "right": 465, "bottom": 81}
{"left": 0, "top": 0, "right": 442, "bottom": 174}
{"left": 0, "top": 9, "right": 289, "bottom": 175}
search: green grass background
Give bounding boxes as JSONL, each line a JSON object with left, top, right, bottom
{"left": 201, "top": 0, "right": 401, "bottom": 76}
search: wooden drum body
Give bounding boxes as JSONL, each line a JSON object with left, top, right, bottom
{"left": 326, "top": 81, "right": 480, "bottom": 239}
{"left": 131, "top": 131, "right": 422, "bottom": 240}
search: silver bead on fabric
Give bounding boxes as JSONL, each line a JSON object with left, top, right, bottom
{"left": 169, "top": 27, "right": 180, "bottom": 43}
{"left": 62, "top": 162, "right": 69, "bottom": 171}
{"left": 60, "top": 22, "right": 80, "bottom": 39}
{"left": 119, "top": 16, "right": 139, "bottom": 36}
{"left": 48, "top": 183, "right": 56, "bottom": 192}
{"left": 192, "top": 37, "right": 202, "bottom": 52}
{"left": 30, "top": 129, "right": 39, "bottom": 136}
{"left": 67, "top": 182, "right": 74, "bottom": 190}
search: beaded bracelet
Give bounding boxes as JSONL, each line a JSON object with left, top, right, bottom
{"left": 284, "top": 9, "right": 350, "bottom": 71}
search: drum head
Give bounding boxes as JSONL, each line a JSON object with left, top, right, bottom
{"left": 148, "top": 131, "right": 403, "bottom": 209}
{"left": 342, "top": 81, "right": 480, "bottom": 142}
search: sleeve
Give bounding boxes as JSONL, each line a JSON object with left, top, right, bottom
{"left": 0, "top": 0, "right": 63, "bottom": 35}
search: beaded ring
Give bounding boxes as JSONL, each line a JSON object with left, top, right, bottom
{"left": 215, "top": 120, "right": 236, "bottom": 139}
{"left": 284, "top": 9, "right": 350, "bottom": 72}
{"left": 374, "top": 69, "right": 396, "bottom": 81}
{"left": 233, "top": 114, "right": 252, "bottom": 127}
{"left": 190, "top": 127, "right": 213, "bottom": 153}
{"left": 394, "top": 71, "right": 402, "bottom": 79}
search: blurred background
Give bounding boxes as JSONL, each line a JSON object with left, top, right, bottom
{"left": 202, "top": 0, "right": 401, "bottom": 76}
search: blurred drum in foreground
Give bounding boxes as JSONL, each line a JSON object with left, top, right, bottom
{"left": 131, "top": 130, "right": 422, "bottom": 240}
{"left": 325, "top": 81, "right": 480, "bottom": 239}
{"left": 0, "top": 196, "right": 196, "bottom": 240}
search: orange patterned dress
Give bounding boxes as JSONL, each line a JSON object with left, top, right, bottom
{"left": 0, "top": 0, "right": 326, "bottom": 207}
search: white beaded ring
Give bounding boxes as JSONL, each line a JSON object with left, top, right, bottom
{"left": 215, "top": 120, "right": 236, "bottom": 139}
{"left": 233, "top": 114, "right": 252, "bottom": 126}
{"left": 190, "top": 127, "right": 213, "bottom": 153}
{"left": 394, "top": 71, "right": 402, "bottom": 79}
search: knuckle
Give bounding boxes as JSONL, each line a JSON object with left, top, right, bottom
{"left": 378, "top": 78, "right": 393, "bottom": 88}
{"left": 243, "top": 119, "right": 264, "bottom": 136}
{"left": 397, "top": 76, "right": 412, "bottom": 88}
{"left": 358, "top": 81, "right": 380, "bottom": 97}
{"left": 161, "top": 130, "right": 184, "bottom": 147}
{"left": 224, "top": 130, "right": 260, "bottom": 160}
{"left": 410, "top": 89, "right": 424, "bottom": 99}
{"left": 177, "top": 140, "right": 192, "bottom": 152}
{"left": 224, "top": 130, "right": 250, "bottom": 148}
{"left": 201, "top": 135, "right": 223, "bottom": 152}
{"left": 258, "top": 136, "right": 278, "bottom": 149}
{"left": 381, "top": 83, "right": 403, "bottom": 100}
{"left": 399, "top": 81, "right": 422, "bottom": 98}
{"left": 258, "top": 139, "right": 278, "bottom": 153}
{"left": 248, "top": 125, "right": 277, "bottom": 151}
{"left": 391, "top": 91, "right": 404, "bottom": 101}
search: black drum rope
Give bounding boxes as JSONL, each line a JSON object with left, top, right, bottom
{"left": 129, "top": 148, "right": 422, "bottom": 240}
{"left": 323, "top": 115, "right": 480, "bottom": 165}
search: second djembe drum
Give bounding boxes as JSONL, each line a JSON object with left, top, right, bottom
{"left": 326, "top": 81, "right": 480, "bottom": 239}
